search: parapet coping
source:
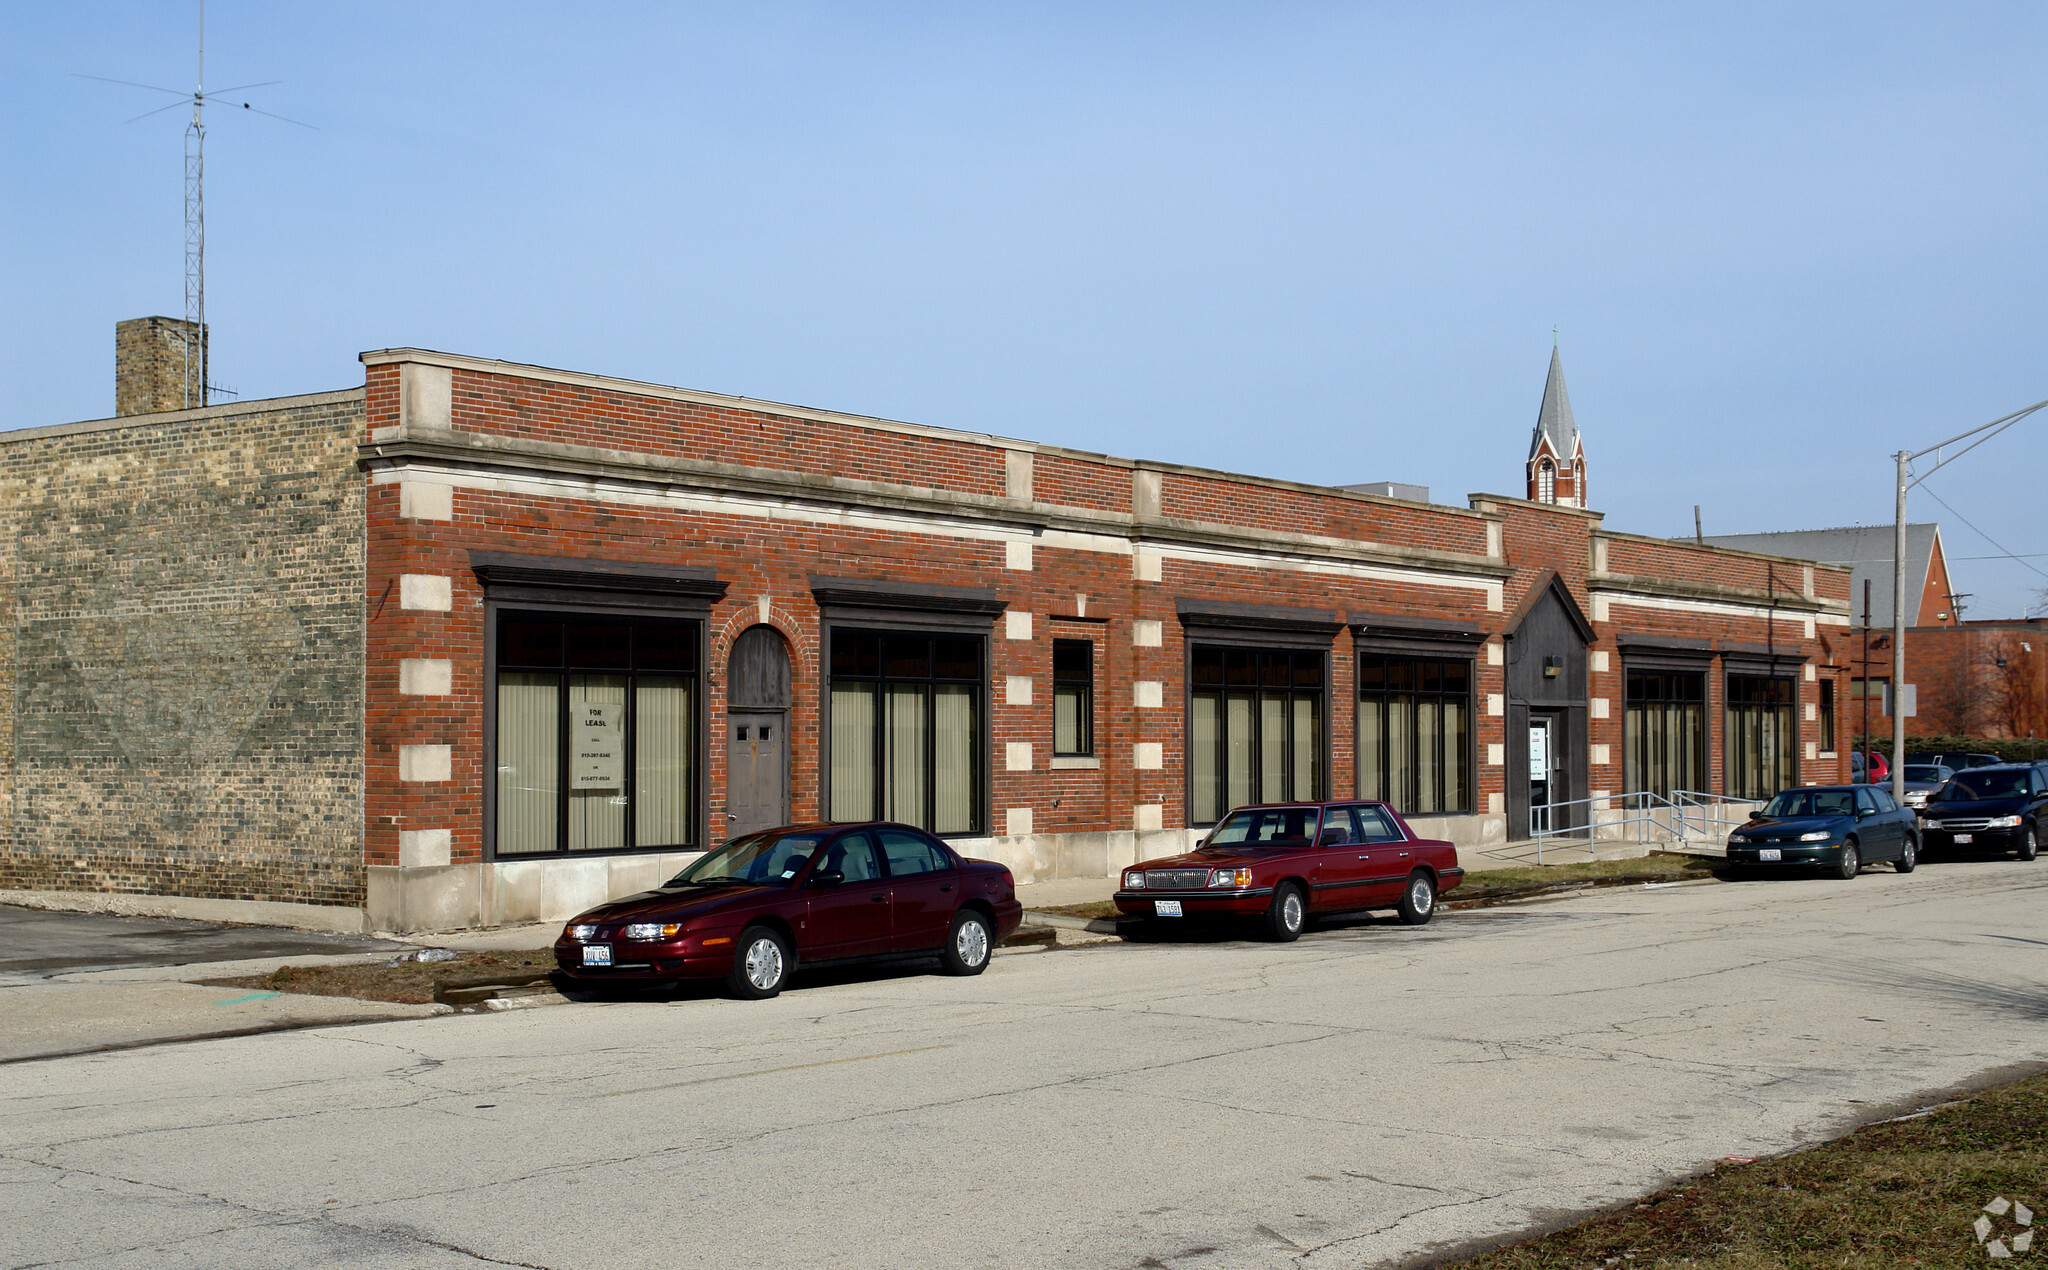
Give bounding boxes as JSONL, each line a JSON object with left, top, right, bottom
{"left": 1598, "top": 526, "right": 1857, "bottom": 578}
{"left": 360, "top": 347, "right": 1496, "bottom": 527}
{"left": 362, "top": 424, "right": 1516, "bottom": 582}
{"left": 0, "top": 387, "right": 365, "bottom": 446}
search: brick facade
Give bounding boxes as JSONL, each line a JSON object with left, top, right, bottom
{"left": 1, "top": 336, "right": 1858, "bottom": 931}
{"left": 0, "top": 390, "right": 368, "bottom": 905}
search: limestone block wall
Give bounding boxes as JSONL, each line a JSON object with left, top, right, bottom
{"left": 0, "top": 389, "right": 369, "bottom": 906}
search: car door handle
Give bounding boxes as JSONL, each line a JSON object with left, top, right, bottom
{"left": 870, "top": 893, "right": 887, "bottom": 902}
{"left": 1398, "top": 852, "right": 1410, "bottom": 858}
{"left": 939, "top": 884, "right": 953, "bottom": 892}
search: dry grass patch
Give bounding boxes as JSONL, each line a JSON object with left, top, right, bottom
{"left": 199, "top": 950, "right": 560, "bottom": 1005}
{"left": 1457, "top": 1069, "right": 2048, "bottom": 1268}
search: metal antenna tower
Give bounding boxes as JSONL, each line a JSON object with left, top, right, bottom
{"left": 77, "top": 1, "right": 313, "bottom": 408}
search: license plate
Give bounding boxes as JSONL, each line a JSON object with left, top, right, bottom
{"left": 1757, "top": 849, "right": 1781, "bottom": 861}
{"left": 583, "top": 943, "right": 612, "bottom": 966}
{"left": 1954, "top": 833, "right": 1973, "bottom": 844}
{"left": 1153, "top": 900, "right": 1183, "bottom": 917}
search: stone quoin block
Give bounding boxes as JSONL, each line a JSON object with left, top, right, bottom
{"left": 400, "top": 574, "right": 453, "bottom": 611}
{"left": 399, "top": 745, "right": 453, "bottom": 782}
{"left": 399, "top": 659, "right": 452, "bottom": 696}
{"left": 399, "top": 481, "right": 453, "bottom": 521}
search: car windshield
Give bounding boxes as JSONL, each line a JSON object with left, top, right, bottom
{"left": 1761, "top": 789, "right": 1858, "bottom": 818}
{"left": 1208, "top": 806, "right": 1323, "bottom": 846}
{"left": 1902, "top": 765, "right": 1951, "bottom": 782}
{"left": 1939, "top": 770, "right": 2030, "bottom": 800}
{"left": 668, "top": 831, "right": 828, "bottom": 886}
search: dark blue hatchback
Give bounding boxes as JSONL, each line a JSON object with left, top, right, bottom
{"left": 1724, "top": 785, "right": 1920, "bottom": 878}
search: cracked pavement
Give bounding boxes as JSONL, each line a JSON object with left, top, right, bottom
{"left": 4, "top": 860, "right": 2046, "bottom": 1269}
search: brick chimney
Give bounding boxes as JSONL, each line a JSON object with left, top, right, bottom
{"left": 116, "top": 317, "right": 206, "bottom": 416}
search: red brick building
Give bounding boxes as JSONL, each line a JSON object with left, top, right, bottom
{"left": 0, "top": 333, "right": 1856, "bottom": 932}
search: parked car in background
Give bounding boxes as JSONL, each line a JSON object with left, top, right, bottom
{"left": 1904, "top": 750, "right": 2004, "bottom": 771}
{"left": 554, "top": 823, "right": 1023, "bottom": 999}
{"left": 1850, "top": 750, "right": 1890, "bottom": 784}
{"left": 1918, "top": 764, "right": 2048, "bottom": 861}
{"left": 1115, "top": 801, "right": 1463, "bottom": 941}
{"left": 1897, "top": 763, "right": 1955, "bottom": 809}
{"left": 1724, "top": 785, "right": 1918, "bottom": 878}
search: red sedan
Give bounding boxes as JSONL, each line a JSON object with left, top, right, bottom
{"left": 1114, "top": 801, "right": 1463, "bottom": 941}
{"left": 554, "top": 823, "right": 1023, "bottom": 999}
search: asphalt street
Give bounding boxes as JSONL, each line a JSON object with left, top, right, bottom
{"left": 4, "top": 860, "right": 2046, "bottom": 1270}
{"left": 0, "top": 904, "right": 398, "bottom": 978}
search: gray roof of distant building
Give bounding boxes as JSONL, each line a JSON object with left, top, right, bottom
{"left": 1695, "top": 524, "right": 1942, "bottom": 627}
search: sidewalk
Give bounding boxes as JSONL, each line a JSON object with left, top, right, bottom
{"left": 1, "top": 952, "right": 447, "bottom": 1064}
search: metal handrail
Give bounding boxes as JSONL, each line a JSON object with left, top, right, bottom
{"left": 1523, "top": 789, "right": 1757, "bottom": 864}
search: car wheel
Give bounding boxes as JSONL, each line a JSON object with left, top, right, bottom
{"left": 1397, "top": 871, "right": 1438, "bottom": 926}
{"left": 2020, "top": 825, "right": 2039, "bottom": 862}
{"left": 1895, "top": 833, "right": 1917, "bottom": 874}
{"left": 1835, "top": 840, "right": 1860, "bottom": 881}
{"left": 727, "top": 926, "right": 791, "bottom": 1000}
{"left": 1118, "top": 919, "right": 1160, "bottom": 943}
{"left": 940, "top": 910, "right": 993, "bottom": 976}
{"left": 1262, "top": 883, "right": 1306, "bottom": 943}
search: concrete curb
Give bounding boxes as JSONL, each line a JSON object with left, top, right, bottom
{"left": 1024, "top": 910, "right": 1120, "bottom": 935}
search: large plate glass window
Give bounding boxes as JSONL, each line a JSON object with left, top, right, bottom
{"left": 1053, "top": 638, "right": 1094, "bottom": 757}
{"left": 495, "top": 614, "right": 698, "bottom": 855}
{"left": 828, "top": 630, "right": 982, "bottom": 834}
{"left": 1624, "top": 670, "right": 1705, "bottom": 798}
{"left": 1189, "top": 647, "right": 1323, "bottom": 825}
{"left": 1726, "top": 673, "right": 1796, "bottom": 799}
{"left": 1356, "top": 655, "right": 1472, "bottom": 815}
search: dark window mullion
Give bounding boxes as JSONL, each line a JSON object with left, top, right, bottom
{"left": 555, "top": 672, "right": 570, "bottom": 854}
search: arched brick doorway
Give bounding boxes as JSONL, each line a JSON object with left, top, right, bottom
{"left": 726, "top": 625, "right": 793, "bottom": 838}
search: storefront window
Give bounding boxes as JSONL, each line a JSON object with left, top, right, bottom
{"left": 828, "top": 630, "right": 982, "bottom": 835}
{"left": 1357, "top": 655, "right": 1472, "bottom": 815}
{"left": 494, "top": 614, "right": 698, "bottom": 855}
{"left": 1726, "top": 673, "right": 1796, "bottom": 799}
{"left": 1190, "top": 647, "right": 1323, "bottom": 825}
{"left": 1624, "top": 670, "right": 1705, "bottom": 798}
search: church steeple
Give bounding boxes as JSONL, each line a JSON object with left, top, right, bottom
{"left": 1526, "top": 346, "right": 1587, "bottom": 507}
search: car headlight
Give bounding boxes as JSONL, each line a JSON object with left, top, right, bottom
{"left": 1988, "top": 815, "right": 2023, "bottom": 829}
{"left": 1798, "top": 830, "right": 1833, "bottom": 842}
{"left": 1208, "top": 867, "right": 1254, "bottom": 889}
{"left": 1727, "top": 833, "right": 1750, "bottom": 844}
{"left": 624, "top": 922, "right": 682, "bottom": 941}
{"left": 1124, "top": 871, "right": 1146, "bottom": 890}
{"left": 568, "top": 924, "right": 596, "bottom": 941}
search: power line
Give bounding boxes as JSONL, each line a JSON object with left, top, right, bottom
{"left": 1918, "top": 484, "right": 2048, "bottom": 582}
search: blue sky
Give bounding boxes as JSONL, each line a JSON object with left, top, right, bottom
{"left": 6, "top": 3, "right": 2046, "bottom": 617}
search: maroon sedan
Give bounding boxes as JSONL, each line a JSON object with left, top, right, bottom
{"left": 554, "top": 823, "right": 1023, "bottom": 999}
{"left": 1114, "top": 801, "right": 1463, "bottom": 941}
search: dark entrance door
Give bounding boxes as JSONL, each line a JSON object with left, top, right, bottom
{"left": 727, "top": 714, "right": 786, "bottom": 837}
{"left": 726, "top": 626, "right": 792, "bottom": 838}
{"left": 1526, "top": 714, "right": 1563, "bottom": 833}
{"left": 1504, "top": 575, "right": 1593, "bottom": 841}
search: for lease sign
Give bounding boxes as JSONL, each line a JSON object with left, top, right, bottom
{"left": 572, "top": 702, "right": 624, "bottom": 788}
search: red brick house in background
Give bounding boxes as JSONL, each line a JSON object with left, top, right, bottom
{"left": 1699, "top": 524, "right": 2046, "bottom": 746}
{"left": 0, "top": 331, "right": 1854, "bottom": 932}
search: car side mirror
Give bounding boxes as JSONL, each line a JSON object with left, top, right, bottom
{"left": 809, "top": 869, "right": 845, "bottom": 888}
{"left": 1857, "top": 807, "right": 1874, "bottom": 818}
